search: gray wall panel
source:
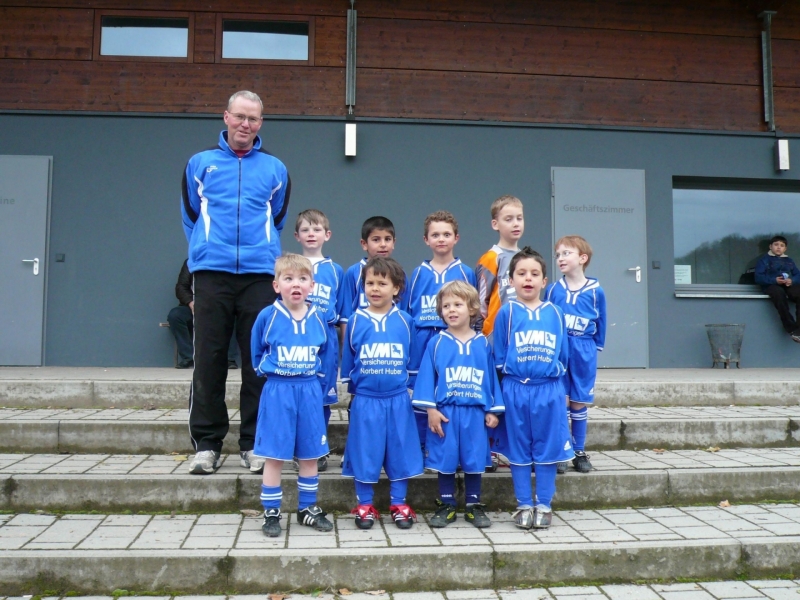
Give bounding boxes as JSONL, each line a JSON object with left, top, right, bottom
{"left": 0, "top": 113, "right": 797, "bottom": 367}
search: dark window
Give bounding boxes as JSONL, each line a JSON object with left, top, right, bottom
{"left": 673, "top": 178, "right": 800, "bottom": 286}
{"left": 222, "top": 20, "right": 309, "bottom": 61}
{"left": 100, "top": 16, "right": 189, "bottom": 57}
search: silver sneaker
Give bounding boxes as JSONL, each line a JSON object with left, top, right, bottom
{"left": 513, "top": 506, "right": 534, "bottom": 530}
{"left": 533, "top": 506, "right": 553, "bottom": 529}
{"left": 188, "top": 450, "right": 221, "bottom": 474}
{"left": 240, "top": 450, "right": 265, "bottom": 474}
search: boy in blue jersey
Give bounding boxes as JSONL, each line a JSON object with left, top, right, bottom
{"left": 294, "top": 209, "right": 345, "bottom": 472}
{"left": 545, "top": 235, "right": 607, "bottom": 474}
{"left": 493, "top": 247, "right": 573, "bottom": 530}
{"left": 339, "top": 216, "right": 408, "bottom": 325}
{"left": 251, "top": 254, "right": 334, "bottom": 538}
{"left": 412, "top": 281, "right": 503, "bottom": 529}
{"left": 341, "top": 257, "right": 424, "bottom": 530}
{"left": 406, "top": 211, "right": 478, "bottom": 446}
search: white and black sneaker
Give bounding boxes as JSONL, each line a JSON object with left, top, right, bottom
{"left": 188, "top": 450, "right": 221, "bottom": 475}
{"left": 262, "top": 508, "right": 282, "bottom": 537}
{"left": 239, "top": 450, "right": 265, "bottom": 474}
{"left": 297, "top": 505, "right": 333, "bottom": 532}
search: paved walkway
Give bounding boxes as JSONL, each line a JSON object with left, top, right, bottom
{"left": 1, "top": 405, "right": 798, "bottom": 423}
{"left": 6, "top": 581, "right": 800, "bottom": 600}
{"left": 2, "top": 446, "right": 800, "bottom": 475}
{"left": 2, "top": 502, "right": 800, "bottom": 551}
{"left": 4, "top": 366, "right": 800, "bottom": 382}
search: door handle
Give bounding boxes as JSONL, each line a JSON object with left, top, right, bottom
{"left": 627, "top": 266, "right": 641, "bottom": 283}
{"left": 22, "top": 258, "right": 39, "bottom": 275}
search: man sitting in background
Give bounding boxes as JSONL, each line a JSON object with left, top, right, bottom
{"left": 755, "top": 235, "right": 800, "bottom": 343}
{"left": 167, "top": 260, "right": 239, "bottom": 369}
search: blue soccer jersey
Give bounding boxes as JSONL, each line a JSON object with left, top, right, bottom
{"left": 405, "top": 259, "right": 477, "bottom": 330}
{"left": 493, "top": 300, "right": 568, "bottom": 382}
{"left": 251, "top": 300, "right": 328, "bottom": 380}
{"left": 339, "top": 259, "right": 409, "bottom": 324}
{"left": 340, "top": 305, "right": 419, "bottom": 397}
{"left": 544, "top": 278, "right": 607, "bottom": 350}
{"left": 308, "top": 257, "right": 344, "bottom": 403}
{"left": 412, "top": 331, "right": 504, "bottom": 413}
{"left": 308, "top": 257, "right": 344, "bottom": 326}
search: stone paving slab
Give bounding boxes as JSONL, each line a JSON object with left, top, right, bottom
{"left": 3, "top": 505, "right": 800, "bottom": 594}
{"left": 3, "top": 368, "right": 800, "bottom": 408}
{"left": 0, "top": 406, "right": 797, "bottom": 454}
{"left": 5, "top": 581, "right": 800, "bottom": 600}
{"left": 3, "top": 448, "right": 800, "bottom": 512}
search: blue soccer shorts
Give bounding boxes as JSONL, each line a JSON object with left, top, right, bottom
{"left": 254, "top": 375, "right": 329, "bottom": 461}
{"left": 493, "top": 378, "right": 574, "bottom": 466}
{"left": 565, "top": 335, "right": 597, "bottom": 404}
{"left": 424, "top": 404, "right": 492, "bottom": 474}
{"left": 342, "top": 390, "right": 424, "bottom": 483}
{"left": 321, "top": 323, "right": 341, "bottom": 406}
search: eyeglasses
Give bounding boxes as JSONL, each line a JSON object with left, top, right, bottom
{"left": 228, "top": 113, "right": 262, "bottom": 126}
{"left": 554, "top": 250, "right": 575, "bottom": 259}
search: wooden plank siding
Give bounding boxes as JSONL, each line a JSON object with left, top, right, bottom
{"left": 356, "top": 69, "right": 765, "bottom": 131}
{"left": 0, "top": 7, "right": 94, "bottom": 60}
{"left": 357, "top": 18, "right": 762, "bottom": 86}
{"left": 0, "top": 1, "right": 797, "bottom": 133}
{"left": 0, "top": 60, "right": 345, "bottom": 115}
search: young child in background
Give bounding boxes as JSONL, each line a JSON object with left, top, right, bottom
{"left": 406, "top": 211, "right": 478, "bottom": 446}
{"left": 340, "top": 257, "right": 423, "bottom": 530}
{"left": 251, "top": 254, "right": 333, "bottom": 537}
{"left": 493, "top": 247, "right": 573, "bottom": 530}
{"left": 545, "top": 235, "right": 606, "bottom": 474}
{"left": 294, "top": 209, "right": 345, "bottom": 472}
{"left": 339, "top": 216, "right": 408, "bottom": 325}
{"left": 412, "top": 281, "right": 503, "bottom": 529}
{"left": 476, "top": 195, "right": 525, "bottom": 336}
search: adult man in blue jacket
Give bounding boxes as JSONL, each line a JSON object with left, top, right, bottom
{"left": 755, "top": 235, "right": 800, "bottom": 343}
{"left": 181, "top": 90, "right": 291, "bottom": 474}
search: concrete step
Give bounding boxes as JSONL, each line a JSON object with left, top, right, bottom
{"left": 3, "top": 367, "right": 800, "bottom": 409}
{"left": 1, "top": 503, "right": 800, "bottom": 594}
{"left": 0, "top": 406, "right": 797, "bottom": 455}
{"left": 2, "top": 448, "right": 800, "bottom": 513}
{"left": 5, "top": 582, "right": 800, "bottom": 600}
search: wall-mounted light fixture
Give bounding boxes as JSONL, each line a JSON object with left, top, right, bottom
{"left": 775, "top": 139, "right": 790, "bottom": 171}
{"left": 345, "top": 1, "right": 357, "bottom": 157}
{"left": 345, "top": 117, "right": 357, "bottom": 157}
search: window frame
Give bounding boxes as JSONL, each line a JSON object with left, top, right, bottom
{"left": 215, "top": 13, "right": 315, "bottom": 65}
{"left": 93, "top": 10, "right": 194, "bottom": 62}
{"left": 672, "top": 176, "right": 800, "bottom": 299}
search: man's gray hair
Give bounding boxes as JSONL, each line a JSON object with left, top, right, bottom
{"left": 227, "top": 90, "right": 263, "bottom": 112}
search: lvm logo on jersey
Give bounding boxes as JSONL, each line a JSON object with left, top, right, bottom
{"left": 514, "top": 330, "right": 557, "bottom": 349}
{"left": 421, "top": 295, "right": 437, "bottom": 310}
{"left": 313, "top": 282, "right": 332, "bottom": 300}
{"left": 277, "top": 346, "right": 319, "bottom": 362}
{"left": 359, "top": 343, "right": 404, "bottom": 359}
{"left": 445, "top": 366, "right": 484, "bottom": 385}
{"left": 564, "top": 314, "right": 590, "bottom": 332}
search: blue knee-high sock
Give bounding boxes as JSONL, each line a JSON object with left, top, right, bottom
{"left": 261, "top": 484, "right": 282, "bottom": 511}
{"left": 297, "top": 475, "right": 318, "bottom": 511}
{"left": 534, "top": 463, "right": 557, "bottom": 510}
{"left": 323, "top": 405, "right": 332, "bottom": 428}
{"left": 510, "top": 464, "right": 533, "bottom": 508}
{"left": 355, "top": 480, "right": 374, "bottom": 506}
{"left": 390, "top": 479, "right": 408, "bottom": 506}
{"left": 464, "top": 473, "right": 482, "bottom": 505}
{"left": 415, "top": 411, "right": 428, "bottom": 449}
{"left": 570, "top": 406, "right": 589, "bottom": 452}
{"left": 438, "top": 472, "right": 456, "bottom": 505}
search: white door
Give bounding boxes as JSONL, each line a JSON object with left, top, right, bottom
{"left": 552, "top": 167, "right": 649, "bottom": 367}
{"left": 0, "top": 156, "right": 52, "bottom": 365}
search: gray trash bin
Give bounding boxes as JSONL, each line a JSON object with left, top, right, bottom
{"left": 705, "top": 324, "right": 745, "bottom": 368}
